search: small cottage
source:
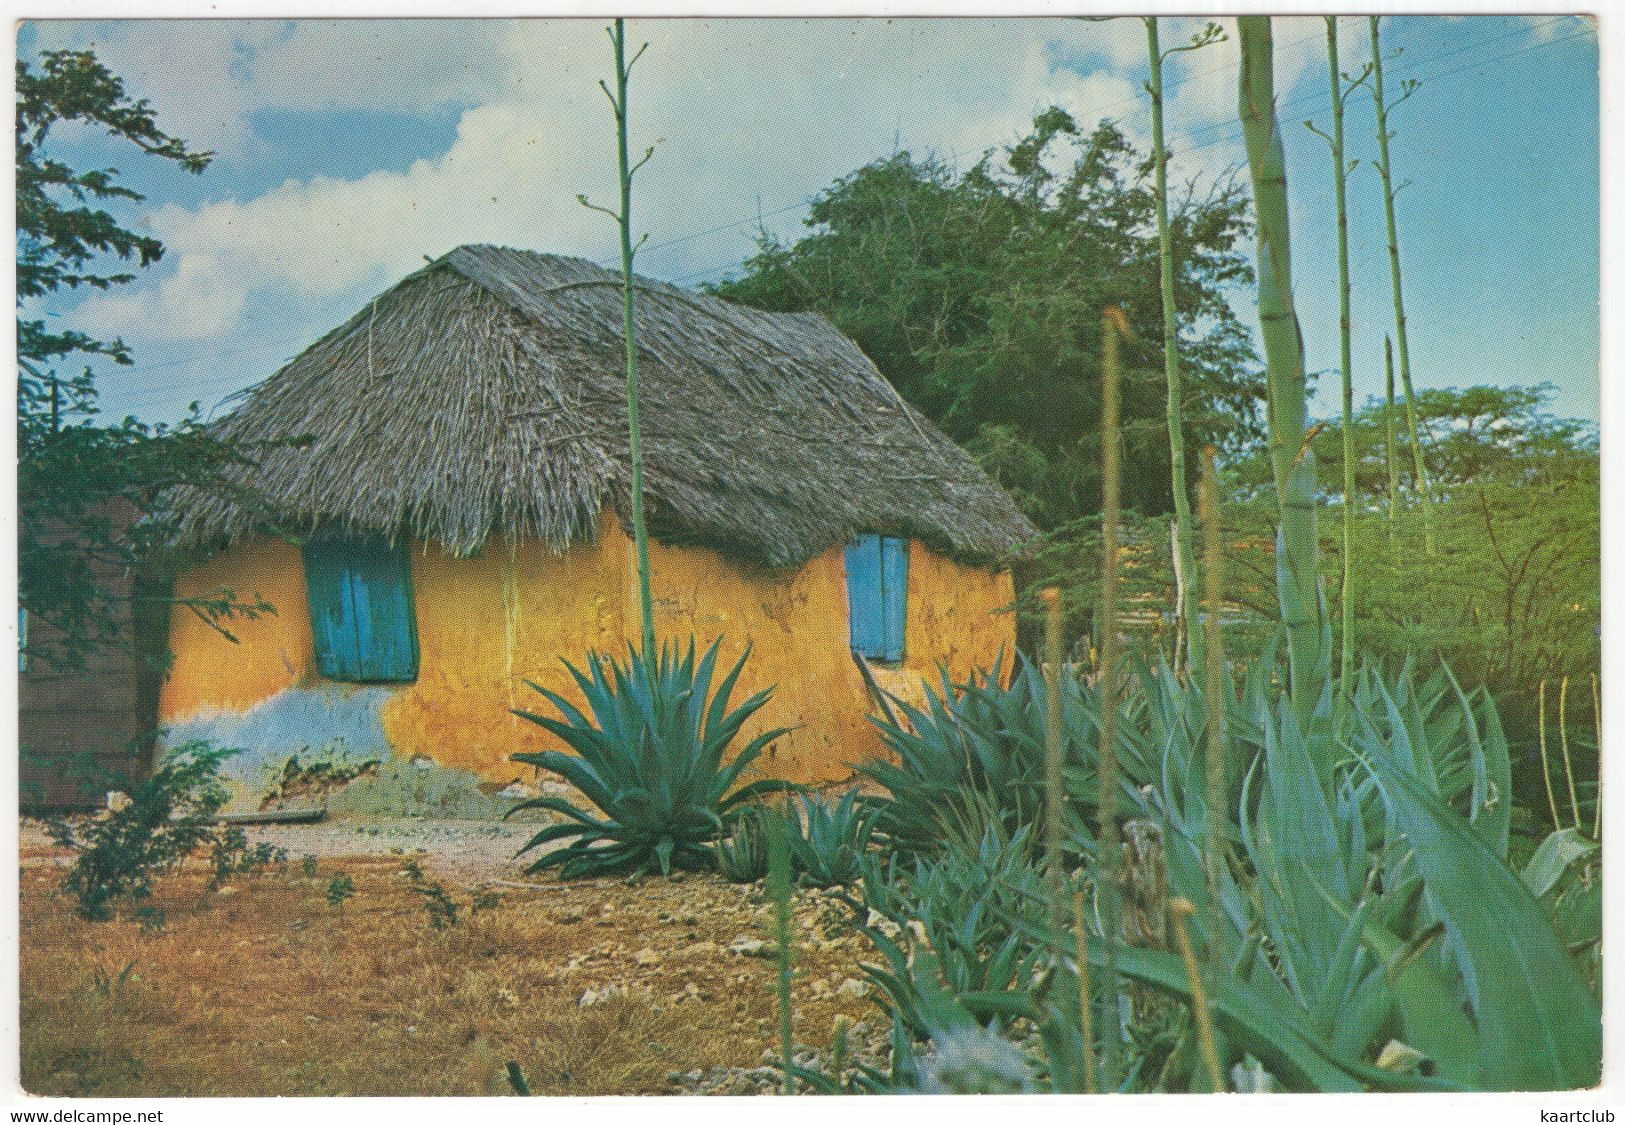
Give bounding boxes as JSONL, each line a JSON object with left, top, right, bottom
{"left": 158, "top": 246, "right": 1036, "bottom": 809}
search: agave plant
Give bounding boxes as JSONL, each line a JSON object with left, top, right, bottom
{"left": 506, "top": 638, "right": 790, "bottom": 878}
{"left": 715, "top": 803, "right": 772, "bottom": 883}
{"left": 786, "top": 789, "right": 872, "bottom": 888}
{"left": 858, "top": 658, "right": 1158, "bottom": 857}
{"left": 840, "top": 652, "right": 1600, "bottom": 1093}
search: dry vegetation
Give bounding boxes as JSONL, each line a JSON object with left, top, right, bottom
{"left": 19, "top": 828, "right": 876, "bottom": 1097}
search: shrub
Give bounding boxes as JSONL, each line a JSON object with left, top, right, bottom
{"left": 832, "top": 660, "right": 1599, "bottom": 1092}
{"left": 507, "top": 638, "right": 790, "bottom": 878}
{"left": 207, "top": 827, "right": 287, "bottom": 889}
{"left": 45, "top": 742, "right": 235, "bottom": 921}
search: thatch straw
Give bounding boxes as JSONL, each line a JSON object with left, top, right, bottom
{"left": 170, "top": 246, "right": 1037, "bottom": 567}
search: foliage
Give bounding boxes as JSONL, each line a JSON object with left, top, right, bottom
{"left": 1221, "top": 385, "right": 1600, "bottom": 755}
{"left": 507, "top": 638, "right": 790, "bottom": 878}
{"left": 206, "top": 827, "right": 288, "bottom": 890}
{"left": 784, "top": 790, "right": 871, "bottom": 888}
{"left": 412, "top": 883, "right": 460, "bottom": 930}
{"left": 398, "top": 859, "right": 483, "bottom": 929}
{"left": 16, "top": 49, "right": 286, "bottom": 672}
{"left": 300, "top": 854, "right": 319, "bottom": 879}
{"left": 844, "top": 807, "right": 1052, "bottom": 1041}
{"left": 325, "top": 873, "right": 356, "bottom": 917}
{"left": 44, "top": 742, "right": 234, "bottom": 921}
{"left": 715, "top": 110, "right": 1262, "bottom": 532}
{"left": 828, "top": 659, "right": 1598, "bottom": 1092}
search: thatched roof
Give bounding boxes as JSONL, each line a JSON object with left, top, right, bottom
{"left": 172, "top": 245, "right": 1037, "bottom": 568}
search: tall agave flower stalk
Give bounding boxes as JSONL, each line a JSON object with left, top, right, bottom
{"left": 1370, "top": 15, "right": 1436, "bottom": 557}
{"left": 1238, "top": 16, "right": 1328, "bottom": 705}
{"left": 1306, "top": 17, "right": 1367, "bottom": 704}
{"left": 1144, "top": 18, "right": 1222, "bottom": 677}
{"left": 1385, "top": 336, "right": 1400, "bottom": 549}
{"left": 1592, "top": 672, "right": 1602, "bottom": 839}
{"left": 1041, "top": 586, "right": 1066, "bottom": 895}
{"left": 1198, "top": 445, "right": 1226, "bottom": 993}
{"left": 1096, "top": 305, "right": 1129, "bottom": 1088}
{"left": 585, "top": 20, "right": 658, "bottom": 654}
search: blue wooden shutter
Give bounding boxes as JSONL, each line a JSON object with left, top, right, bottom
{"left": 845, "top": 535, "right": 885, "bottom": 658}
{"left": 880, "top": 536, "right": 908, "bottom": 662}
{"left": 846, "top": 534, "right": 908, "bottom": 661}
{"left": 304, "top": 538, "right": 361, "bottom": 680}
{"left": 303, "top": 534, "right": 418, "bottom": 683}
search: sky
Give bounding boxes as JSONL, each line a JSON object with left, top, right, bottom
{"left": 16, "top": 14, "right": 1601, "bottom": 428}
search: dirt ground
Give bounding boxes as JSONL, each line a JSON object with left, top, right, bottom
{"left": 17, "top": 815, "right": 884, "bottom": 1097}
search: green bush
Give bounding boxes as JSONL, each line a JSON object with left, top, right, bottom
{"left": 507, "top": 638, "right": 790, "bottom": 878}
{"left": 845, "top": 804, "right": 1051, "bottom": 1040}
{"left": 45, "top": 741, "right": 235, "bottom": 921}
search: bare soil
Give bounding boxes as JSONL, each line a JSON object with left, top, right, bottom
{"left": 17, "top": 816, "right": 881, "bottom": 1097}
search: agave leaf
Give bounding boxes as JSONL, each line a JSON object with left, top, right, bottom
{"left": 503, "top": 795, "right": 612, "bottom": 830}
{"left": 513, "top": 820, "right": 602, "bottom": 856}
{"left": 1520, "top": 827, "right": 1598, "bottom": 900}
{"left": 1080, "top": 938, "right": 1441, "bottom": 1092}
{"left": 1348, "top": 907, "right": 1481, "bottom": 1087}
{"left": 508, "top": 748, "right": 618, "bottom": 814}
{"left": 1363, "top": 750, "right": 1602, "bottom": 1090}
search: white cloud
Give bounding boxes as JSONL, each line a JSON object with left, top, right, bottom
{"left": 43, "top": 16, "right": 1305, "bottom": 406}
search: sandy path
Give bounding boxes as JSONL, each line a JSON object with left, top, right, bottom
{"left": 19, "top": 815, "right": 546, "bottom": 886}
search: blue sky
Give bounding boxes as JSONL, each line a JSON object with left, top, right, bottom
{"left": 17, "top": 15, "right": 1599, "bottom": 428}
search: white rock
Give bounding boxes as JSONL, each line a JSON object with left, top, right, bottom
{"left": 578, "top": 984, "right": 623, "bottom": 1008}
{"left": 837, "top": 978, "right": 871, "bottom": 999}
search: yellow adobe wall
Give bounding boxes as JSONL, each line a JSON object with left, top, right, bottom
{"left": 160, "top": 537, "right": 316, "bottom": 716}
{"left": 158, "top": 518, "right": 1014, "bottom": 787}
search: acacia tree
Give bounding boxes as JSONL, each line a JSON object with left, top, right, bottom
{"left": 18, "top": 49, "right": 273, "bottom": 672}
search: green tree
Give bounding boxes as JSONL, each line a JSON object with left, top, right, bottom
{"left": 715, "top": 111, "right": 1263, "bottom": 534}
{"left": 17, "top": 49, "right": 274, "bottom": 671}
{"left": 1224, "top": 383, "right": 1598, "bottom": 696}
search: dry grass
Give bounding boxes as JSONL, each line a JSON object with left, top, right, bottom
{"left": 19, "top": 836, "right": 877, "bottom": 1097}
